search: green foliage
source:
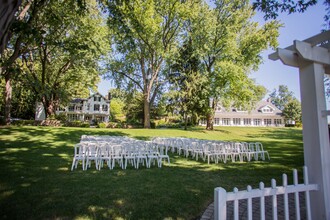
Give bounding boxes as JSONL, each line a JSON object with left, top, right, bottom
{"left": 80, "top": 122, "right": 90, "bottom": 128}
{"left": 178, "top": 0, "right": 277, "bottom": 129}
{"left": 124, "top": 92, "right": 144, "bottom": 125}
{"left": 108, "top": 88, "right": 127, "bottom": 100}
{"left": 65, "top": 120, "right": 83, "bottom": 127}
{"left": 0, "top": 76, "right": 36, "bottom": 120}
{"left": 110, "top": 98, "right": 125, "bottom": 121}
{"left": 17, "top": 0, "right": 110, "bottom": 116}
{"left": 167, "top": 39, "right": 209, "bottom": 129}
{"left": 10, "top": 120, "right": 35, "bottom": 126}
{"left": 55, "top": 113, "right": 67, "bottom": 123}
{"left": 269, "top": 85, "right": 296, "bottom": 110}
{"left": 252, "top": 0, "right": 318, "bottom": 20}
{"left": 97, "top": 122, "right": 107, "bottom": 128}
{"left": 105, "top": 0, "right": 196, "bottom": 128}
{"left": 282, "top": 99, "right": 302, "bottom": 126}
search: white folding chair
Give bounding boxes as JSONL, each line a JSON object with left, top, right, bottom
{"left": 71, "top": 143, "right": 86, "bottom": 171}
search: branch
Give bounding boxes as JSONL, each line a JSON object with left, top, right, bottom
{"left": 116, "top": 70, "right": 143, "bottom": 91}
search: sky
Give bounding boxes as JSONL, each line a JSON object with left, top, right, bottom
{"left": 97, "top": 1, "right": 326, "bottom": 101}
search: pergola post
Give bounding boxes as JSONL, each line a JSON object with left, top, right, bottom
{"left": 269, "top": 31, "right": 330, "bottom": 219}
{"left": 299, "top": 62, "right": 330, "bottom": 219}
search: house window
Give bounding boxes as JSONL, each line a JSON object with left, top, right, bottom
{"left": 102, "top": 105, "right": 108, "bottom": 112}
{"left": 214, "top": 118, "right": 220, "bottom": 125}
{"left": 254, "top": 119, "right": 261, "bottom": 126}
{"left": 264, "top": 119, "right": 272, "bottom": 126}
{"left": 69, "top": 106, "right": 75, "bottom": 111}
{"left": 233, "top": 118, "right": 241, "bottom": 125}
{"left": 215, "top": 106, "right": 222, "bottom": 112}
{"left": 243, "top": 118, "right": 251, "bottom": 125}
{"left": 68, "top": 114, "right": 80, "bottom": 121}
{"left": 222, "top": 118, "right": 230, "bottom": 125}
{"left": 94, "top": 96, "right": 101, "bottom": 102}
{"left": 200, "top": 119, "right": 207, "bottom": 125}
{"left": 274, "top": 119, "right": 282, "bottom": 126}
{"left": 87, "top": 104, "right": 90, "bottom": 111}
{"left": 263, "top": 107, "right": 273, "bottom": 113}
{"left": 94, "top": 104, "right": 100, "bottom": 111}
{"left": 76, "top": 106, "right": 82, "bottom": 111}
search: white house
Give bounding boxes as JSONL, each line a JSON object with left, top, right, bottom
{"left": 200, "top": 100, "right": 284, "bottom": 127}
{"left": 35, "top": 92, "right": 111, "bottom": 123}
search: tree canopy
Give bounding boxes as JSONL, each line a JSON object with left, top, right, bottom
{"left": 269, "top": 85, "right": 295, "bottom": 110}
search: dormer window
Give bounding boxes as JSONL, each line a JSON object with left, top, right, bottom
{"left": 261, "top": 105, "right": 274, "bottom": 113}
{"left": 94, "top": 96, "right": 101, "bottom": 102}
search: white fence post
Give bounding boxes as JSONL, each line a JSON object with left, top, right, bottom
{"left": 214, "top": 187, "right": 227, "bottom": 220}
{"left": 259, "top": 182, "right": 265, "bottom": 220}
{"left": 282, "top": 174, "right": 289, "bottom": 220}
{"left": 214, "top": 167, "right": 318, "bottom": 220}
{"left": 293, "top": 169, "right": 301, "bottom": 220}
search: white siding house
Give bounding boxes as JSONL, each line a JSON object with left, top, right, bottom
{"left": 35, "top": 92, "right": 110, "bottom": 123}
{"left": 200, "top": 100, "right": 284, "bottom": 127}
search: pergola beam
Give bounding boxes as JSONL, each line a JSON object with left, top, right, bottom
{"left": 294, "top": 40, "right": 330, "bottom": 65}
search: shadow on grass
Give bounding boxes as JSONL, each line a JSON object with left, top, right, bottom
{"left": 0, "top": 126, "right": 304, "bottom": 219}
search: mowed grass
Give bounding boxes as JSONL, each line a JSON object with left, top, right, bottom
{"left": 0, "top": 126, "right": 303, "bottom": 219}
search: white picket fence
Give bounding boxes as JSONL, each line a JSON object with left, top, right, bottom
{"left": 214, "top": 166, "right": 318, "bottom": 220}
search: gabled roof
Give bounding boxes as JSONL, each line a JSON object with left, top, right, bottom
{"left": 87, "top": 92, "right": 110, "bottom": 103}
{"left": 70, "top": 98, "right": 87, "bottom": 104}
{"left": 215, "top": 100, "right": 282, "bottom": 116}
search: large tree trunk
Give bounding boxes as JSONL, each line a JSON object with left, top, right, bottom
{"left": 184, "top": 113, "right": 188, "bottom": 130}
{"left": 206, "top": 112, "right": 214, "bottom": 130}
{"left": 206, "top": 99, "right": 216, "bottom": 130}
{"left": 0, "top": 0, "right": 22, "bottom": 54}
{"left": 4, "top": 73, "right": 12, "bottom": 125}
{"left": 143, "top": 92, "right": 151, "bottom": 128}
{"left": 41, "top": 96, "right": 57, "bottom": 119}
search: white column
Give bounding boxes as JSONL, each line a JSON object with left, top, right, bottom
{"left": 299, "top": 62, "right": 330, "bottom": 220}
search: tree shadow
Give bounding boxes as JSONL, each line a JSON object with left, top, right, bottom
{"left": 0, "top": 126, "right": 304, "bottom": 219}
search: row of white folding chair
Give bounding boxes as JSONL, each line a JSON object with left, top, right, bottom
{"left": 71, "top": 141, "right": 170, "bottom": 171}
{"left": 151, "top": 137, "right": 270, "bottom": 164}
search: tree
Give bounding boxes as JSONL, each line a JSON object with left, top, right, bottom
{"left": 282, "top": 99, "right": 302, "bottom": 125}
{"left": 168, "top": 39, "right": 208, "bottom": 130}
{"left": 269, "top": 85, "right": 295, "bottom": 110}
{"left": 0, "top": 0, "right": 22, "bottom": 54}
{"left": 110, "top": 98, "right": 125, "bottom": 121}
{"left": 1, "top": 0, "right": 91, "bottom": 125}
{"left": 19, "top": 0, "right": 109, "bottom": 118}
{"left": 105, "top": 0, "right": 194, "bottom": 128}
{"left": 124, "top": 91, "right": 144, "bottom": 125}
{"left": 252, "top": 0, "right": 318, "bottom": 20}
{"left": 1, "top": 0, "right": 48, "bottom": 125}
{"left": 189, "top": 0, "right": 279, "bottom": 130}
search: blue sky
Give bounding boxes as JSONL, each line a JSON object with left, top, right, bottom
{"left": 251, "top": 1, "right": 325, "bottom": 100}
{"left": 97, "top": 1, "right": 326, "bottom": 100}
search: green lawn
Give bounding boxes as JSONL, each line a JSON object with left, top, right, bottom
{"left": 0, "top": 126, "right": 304, "bottom": 219}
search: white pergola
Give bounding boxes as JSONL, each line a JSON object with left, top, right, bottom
{"left": 269, "top": 30, "right": 330, "bottom": 219}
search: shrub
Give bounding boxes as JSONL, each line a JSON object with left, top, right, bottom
{"left": 55, "top": 113, "right": 67, "bottom": 123}
{"left": 81, "top": 123, "right": 90, "bottom": 128}
{"left": 97, "top": 122, "right": 107, "bottom": 128}
{"left": 11, "top": 120, "right": 35, "bottom": 126}
{"left": 65, "top": 120, "right": 82, "bottom": 127}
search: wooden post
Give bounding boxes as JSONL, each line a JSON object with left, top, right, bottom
{"left": 214, "top": 187, "right": 227, "bottom": 220}
{"left": 298, "top": 62, "right": 330, "bottom": 219}
{"left": 269, "top": 31, "right": 330, "bottom": 219}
